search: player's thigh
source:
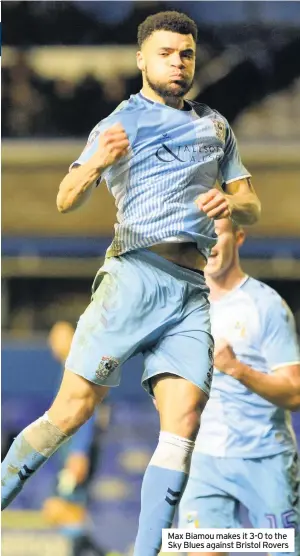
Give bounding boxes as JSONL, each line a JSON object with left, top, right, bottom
{"left": 246, "top": 451, "right": 300, "bottom": 555}
{"left": 143, "top": 295, "right": 214, "bottom": 404}
{"left": 179, "top": 452, "right": 242, "bottom": 530}
{"left": 53, "top": 369, "right": 108, "bottom": 404}
{"left": 65, "top": 256, "right": 160, "bottom": 388}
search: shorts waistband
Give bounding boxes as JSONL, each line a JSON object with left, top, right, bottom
{"left": 127, "top": 248, "right": 207, "bottom": 288}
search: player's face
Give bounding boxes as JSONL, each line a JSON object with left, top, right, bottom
{"left": 205, "top": 219, "right": 244, "bottom": 278}
{"left": 137, "top": 30, "right": 196, "bottom": 98}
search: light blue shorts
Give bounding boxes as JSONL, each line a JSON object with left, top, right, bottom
{"left": 179, "top": 450, "right": 300, "bottom": 556}
{"left": 66, "top": 249, "right": 214, "bottom": 397}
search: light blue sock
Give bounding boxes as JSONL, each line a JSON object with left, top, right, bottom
{"left": 1, "top": 413, "right": 68, "bottom": 510}
{"left": 133, "top": 432, "right": 194, "bottom": 556}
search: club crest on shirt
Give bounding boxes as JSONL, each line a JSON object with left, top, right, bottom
{"left": 234, "top": 321, "right": 246, "bottom": 338}
{"left": 213, "top": 118, "right": 226, "bottom": 143}
{"left": 186, "top": 511, "right": 199, "bottom": 528}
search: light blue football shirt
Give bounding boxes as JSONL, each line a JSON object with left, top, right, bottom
{"left": 71, "top": 92, "right": 250, "bottom": 259}
{"left": 196, "top": 277, "right": 300, "bottom": 458}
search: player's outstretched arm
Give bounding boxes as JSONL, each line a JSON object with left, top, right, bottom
{"left": 214, "top": 340, "right": 300, "bottom": 411}
{"left": 57, "top": 123, "right": 129, "bottom": 213}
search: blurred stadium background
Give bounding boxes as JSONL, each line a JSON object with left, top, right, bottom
{"left": 2, "top": 2, "right": 300, "bottom": 555}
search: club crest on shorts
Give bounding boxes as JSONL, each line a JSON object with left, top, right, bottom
{"left": 213, "top": 119, "right": 226, "bottom": 143}
{"left": 96, "top": 356, "right": 119, "bottom": 380}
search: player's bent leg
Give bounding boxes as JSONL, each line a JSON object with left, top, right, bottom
{"left": 153, "top": 373, "right": 207, "bottom": 439}
{"left": 1, "top": 370, "right": 108, "bottom": 510}
{"left": 133, "top": 374, "right": 207, "bottom": 556}
{"left": 47, "top": 370, "right": 108, "bottom": 433}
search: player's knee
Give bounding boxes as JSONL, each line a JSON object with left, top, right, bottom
{"left": 161, "top": 406, "right": 202, "bottom": 441}
{"left": 158, "top": 387, "right": 207, "bottom": 440}
{"left": 49, "top": 396, "right": 95, "bottom": 434}
{"left": 180, "top": 407, "right": 202, "bottom": 440}
{"left": 48, "top": 371, "right": 108, "bottom": 434}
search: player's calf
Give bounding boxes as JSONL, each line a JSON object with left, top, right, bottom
{"left": 133, "top": 375, "right": 207, "bottom": 556}
{"left": 1, "top": 371, "right": 108, "bottom": 510}
{"left": 154, "top": 373, "right": 207, "bottom": 440}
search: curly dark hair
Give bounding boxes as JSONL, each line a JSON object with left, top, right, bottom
{"left": 137, "top": 11, "right": 198, "bottom": 48}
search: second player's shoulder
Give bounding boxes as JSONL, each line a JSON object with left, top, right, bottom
{"left": 243, "top": 276, "right": 280, "bottom": 304}
{"left": 243, "top": 277, "right": 291, "bottom": 324}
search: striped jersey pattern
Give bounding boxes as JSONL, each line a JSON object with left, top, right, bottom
{"left": 72, "top": 92, "right": 250, "bottom": 260}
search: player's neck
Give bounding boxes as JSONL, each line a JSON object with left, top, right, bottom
{"left": 140, "top": 87, "right": 185, "bottom": 110}
{"left": 206, "top": 267, "right": 246, "bottom": 302}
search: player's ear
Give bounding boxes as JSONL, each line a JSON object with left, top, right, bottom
{"left": 236, "top": 228, "right": 246, "bottom": 248}
{"left": 136, "top": 51, "right": 145, "bottom": 72}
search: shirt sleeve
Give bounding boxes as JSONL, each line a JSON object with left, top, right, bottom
{"left": 261, "top": 295, "right": 300, "bottom": 371}
{"left": 219, "top": 120, "right": 251, "bottom": 185}
{"left": 69, "top": 102, "right": 138, "bottom": 177}
{"left": 70, "top": 120, "right": 109, "bottom": 171}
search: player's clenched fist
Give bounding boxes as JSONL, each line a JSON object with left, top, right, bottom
{"left": 214, "top": 339, "right": 237, "bottom": 374}
{"left": 93, "top": 123, "right": 130, "bottom": 170}
{"left": 195, "top": 188, "right": 232, "bottom": 219}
